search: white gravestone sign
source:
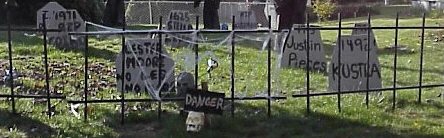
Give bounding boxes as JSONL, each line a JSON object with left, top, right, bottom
{"left": 328, "top": 35, "right": 382, "bottom": 92}
{"left": 351, "top": 23, "right": 378, "bottom": 48}
{"left": 235, "top": 10, "right": 258, "bottom": 29}
{"left": 279, "top": 24, "right": 327, "bottom": 72}
{"left": 116, "top": 38, "right": 175, "bottom": 97}
{"left": 166, "top": 10, "right": 193, "bottom": 47}
{"left": 37, "top": 2, "right": 86, "bottom": 49}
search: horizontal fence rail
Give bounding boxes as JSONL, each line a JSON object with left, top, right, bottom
{"left": 68, "top": 26, "right": 444, "bottom": 36}
{"left": 292, "top": 84, "right": 444, "bottom": 98}
{"left": 0, "top": 28, "right": 60, "bottom": 32}
{"left": 0, "top": 94, "right": 66, "bottom": 99}
{"left": 67, "top": 96, "right": 288, "bottom": 104}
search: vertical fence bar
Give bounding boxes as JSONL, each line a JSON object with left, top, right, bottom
{"left": 120, "top": 2, "right": 127, "bottom": 124}
{"left": 148, "top": 1, "right": 153, "bottom": 24}
{"left": 157, "top": 16, "right": 163, "bottom": 120}
{"left": 120, "top": 33, "right": 126, "bottom": 125}
{"left": 337, "top": 13, "right": 342, "bottom": 113}
{"left": 305, "top": 14, "right": 311, "bottom": 114}
{"left": 393, "top": 13, "right": 399, "bottom": 110}
{"left": 84, "top": 24, "right": 89, "bottom": 122}
{"left": 195, "top": 16, "right": 199, "bottom": 89}
{"left": 42, "top": 13, "right": 51, "bottom": 118}
{"left": 366, "top": 13, "right": 371, "bottom": 109}
{"left": 231, "top": 16, "right": 236, "bottom": 118}
{"left": 418, "top": 13, "right": 426, "bottom": 103}
{"left": 6, "top": 2, "right": 16, "bottom": 114}
{"left": 267, "top": 15, "right": 272, "bottom": 118}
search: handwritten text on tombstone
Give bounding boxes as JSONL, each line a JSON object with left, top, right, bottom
{"left": 116, "top": 38, "right": 175, "bottom": 98}
{"left": 280, "top": 24, "right": 327, "bottom": 72}
{"left": 328, "top": 35, "right": 382, "bottom": 91}
{"left": 166, "top": 10, "right": 193, "bottom": 47}
{"left": 37, "top": 2, "right": 85, "bottom": 49}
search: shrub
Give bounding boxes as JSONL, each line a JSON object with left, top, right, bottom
{"left": 312, "top": 0, "right": 337, "bottom": 21}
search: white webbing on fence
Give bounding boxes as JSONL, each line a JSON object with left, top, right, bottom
{"left": 83, "top": 22, "right": 287, "bottom": 100}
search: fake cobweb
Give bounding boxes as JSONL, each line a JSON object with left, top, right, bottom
{"left": 85, "top": 22, "right": 289, "bottom": 101}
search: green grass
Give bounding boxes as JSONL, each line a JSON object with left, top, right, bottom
{"left": 0, "top": 15, "right": 444, "bottom": 137}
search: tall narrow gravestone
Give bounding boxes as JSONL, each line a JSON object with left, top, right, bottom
{"left": 234, "top": 10, "right": 258, "bottom": 29}
{"left": 37, "top": 2, "right": 86, "bottom": 49}
{"left": 279, "top": 24, "right": 327, "bottom": 72}
{"left": 328, "top": 35, "right": 382, "bottom": 92}
{"left": 116, "top": 38, "right": 175, "bottom": 99}
{"left": 166, "top": 10, "right": 193, "bottom": 47}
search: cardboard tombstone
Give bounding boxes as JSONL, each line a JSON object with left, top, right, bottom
{"left": 273, "top": 30, "right": 290, "bottom": 52}
{"left": 166, "top": 10, "right": 194, "bottom": 47}
{"left": 234, "top": 10, "right": 258, "bottom": 29}
{"left": 352, "top": 23, "right": 378, "bottom": 48}
{"left": 328, "top": 35, "right": 382, "bottom": 92}
{"left": 279, "top": 24, "right": 327, "bottom": 72}
{"left": 37, "top": 2, "right": 86, "bottom": 49}
{"left": 176, "top": 72, "right": 195, "bottom": 98}
{"left": 116, "top": 38, "right": 175, "bottom": 98}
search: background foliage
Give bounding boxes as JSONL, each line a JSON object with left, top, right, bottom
{"left": 312, "top": 0, "right": 337, "bottom": 22}
{"left": 0, "top": 0, "right": 104, "bottom": 25}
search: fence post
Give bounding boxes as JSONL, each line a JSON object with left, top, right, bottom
{"left": 42, "top": 12, "right": 51, "bottom": 118}
{"left": 120, "top": 1, "right": 127, "bottom": 124}
{"left": 418, "top": 13, "right": 426, "bottom": 104}
{"left": 157, "top": 16, "right": 163, "bottom": 121}
{"left": 365, "top": 13, "right": 371, "bottom": 109}
{"left": 84, "top": 23, "right": 89, "bottom": 122}
{"left": 305, "top": 13, "right": 311, "bottom": 115}
{"left": 195, "top": 16, "right": 199, "bottom": 89}
{"left": 392, "top": 13, "right": 399, "bottom": 111}
{"left": 267, "top": 15, "right": 272, "bottom": 118}
{"left": 337, "top": 13, "right": 342, "bottom": 113}
{"left": 6, "top": 1, "right": 16, "bottom": 114}
{"left": 230, "top": 15, "right": 236, "bottom": 118}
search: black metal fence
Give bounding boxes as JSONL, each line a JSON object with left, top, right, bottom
{"left": 1, "top": 5, "right": 444, "bottom": 125}
{"left": 0, "top": 5, "right": 65, "bottom": 117}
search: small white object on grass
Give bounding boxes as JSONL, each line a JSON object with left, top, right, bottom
{"left": 207, "top": 58, "right": 218, "bottom": 78}
{"left": 70, "top": 103, "right": 81, "bottom": 118}
{"left": 186, "top": 111, "right": 205, "bottom": 132}
{"left": 24, "top": 33, "right": 36, "bottom": 37}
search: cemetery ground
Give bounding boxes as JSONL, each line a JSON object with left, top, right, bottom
{"left": 1, "top": 16, "right": 444, "bottom": 137}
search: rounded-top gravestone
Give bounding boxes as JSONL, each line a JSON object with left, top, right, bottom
{"left": 36, "top": 2, "right": 86, "bottom": 49}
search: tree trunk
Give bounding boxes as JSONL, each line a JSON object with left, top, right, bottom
{"left": 275, "top": 0, "right": 308, "bottom": 30}
{"left": 195, "top": 0, "right": 220, "bottom": 29}
{"left": 103, "top": 0, "right": 125, "bottom": 27}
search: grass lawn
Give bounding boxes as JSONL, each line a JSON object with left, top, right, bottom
{"left": 0, "top": 13, "right": 444, "bottom": 137}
